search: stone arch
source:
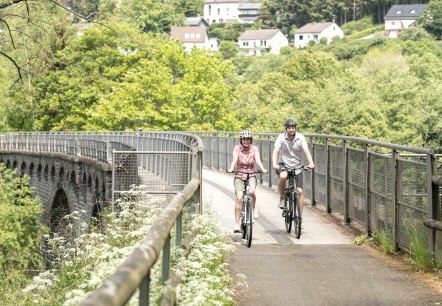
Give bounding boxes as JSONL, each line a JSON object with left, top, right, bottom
{"left": 37, "top": 164, "right": 42, "bottom": 180}
{"left": 49, "top": 189, "right": 70, "bottom": 234}
{"left": 44, "top": 165, "right": 49, "bottom": 181}
{"left": 12, "top": 160, "right": 17, "bottom": 170}
{"left": 29, "top": 163, "right": 35, "bottom": 177}
{"left": 59, "top": 167, "right": 65, "bottom": 183}
{"left": 51, "top": 165, "right": 56, "bottom": 182}
{"left": 20, "top": 161, "right": 26, "bottom": 177}
{"left": 70, "top": 170, "right": 76, "bottom": 184}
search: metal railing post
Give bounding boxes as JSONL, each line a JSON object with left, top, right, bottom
{"left": 310, "top": 137, "right": 316, "bottom": 206}
{"left": 364, "top": 143, "right": 371, "bottom": 235}
{"left": 162, "top": 234, "right": 171, "bottom": 286}
{"left": 343, "top": 140, "right": 350, "bottom": 223}
{"left": 427, "top": 153, "right": 436, "bottom": 259}
{"left": 139, "top": 271, "right": 151, "bottom": 306}
{"left": 176, "top": 213, "right": 182, "bottom": 247}
{"left": 391, "top": 148, "right": 399, "bottom": 251}
{"left": 325, "top": 138, "right": 331, "bottom": 213}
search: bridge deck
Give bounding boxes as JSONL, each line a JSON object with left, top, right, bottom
{"left": 202, "top": 168, "right": 442, "bottom": 305}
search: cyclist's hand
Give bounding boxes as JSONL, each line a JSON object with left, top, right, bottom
{"left": 272, "top": 164, "right": 279, "bottom": 170}
{"left": 308, "top": 163, "right": 315, "bottom": 170}
{"left": 227, "top": 168, "right": 234, "bottom": 173}
{"left": 262, "top": 169, "right": 268, "bottom": 174}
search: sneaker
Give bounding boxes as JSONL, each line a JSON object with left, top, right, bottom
{"left": 253, "top": 207, "right": 259, "bottom": 219}
{"left": 233, "top": 223, "right": 241, "bottom": 233}
{"left": 278, "top": 198, "right": 285, "bottom": 209}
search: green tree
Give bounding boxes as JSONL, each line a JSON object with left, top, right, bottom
{"left": 119, "top": 0, "right": 184, "bottom": 34}
{"left": 0, "top": 164, "right": 45, "bottom": 283}
{"left": 219, "top": 41, "right": 238, "bottom": 59}
{"left": 282, "top": 51, "right": 341, "bottom": 81}
{"left": 420, "top": 0, "right": 442, "bottom": 39}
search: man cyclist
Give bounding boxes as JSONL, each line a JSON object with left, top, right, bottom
{"left": 228, "top": 130, "right": 267, "bottom": 233}
{"left": 272, "top": 119, "right": 315, "bottom": 216}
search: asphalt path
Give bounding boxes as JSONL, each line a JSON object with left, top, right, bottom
{"left": 202, "top": 168, "right": 442, "bottom": 306}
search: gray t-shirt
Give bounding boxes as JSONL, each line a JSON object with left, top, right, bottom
{"left": 274, "top": 132, "right": 307, "bottom": 168}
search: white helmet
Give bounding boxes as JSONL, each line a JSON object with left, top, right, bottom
{"left": 240, "top": 130, "right": 253, "bottom": 139}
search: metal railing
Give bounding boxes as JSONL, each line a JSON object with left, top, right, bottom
{"left": 195, "top": 132, "right": 442, "bottom": 259}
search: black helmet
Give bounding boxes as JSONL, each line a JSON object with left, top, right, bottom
{"left": 284, "top": 119, "right": 297, "bottom": 128}
{"left": 240, "top": 130, "right": 253, "bottom": 139}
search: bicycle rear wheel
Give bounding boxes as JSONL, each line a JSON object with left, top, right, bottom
{"left": 294, "top": 198, "right": 301, "bottom": 239}
{"left": 285, "top": 194, "right": 292, "bottom": 233}
{"left": 245, "top": 199, "right": 253, "bottom": 247}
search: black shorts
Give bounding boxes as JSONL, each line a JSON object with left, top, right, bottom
{"left": 276, "top": 167, "right": 304, "bottom": 189}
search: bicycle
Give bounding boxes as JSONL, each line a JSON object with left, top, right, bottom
{"left": 228, "top": 169, "right": 262, "bottom": 247}
{"left": 281, "top": 165, "right": 309, "bottom": 239}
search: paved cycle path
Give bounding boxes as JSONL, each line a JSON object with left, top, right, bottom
{"left": 202, "top": 168, "right": 442, "bottom": 306}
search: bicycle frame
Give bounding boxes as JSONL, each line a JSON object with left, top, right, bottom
{"left": 231, "top": 170, "right": 262, "bottom": 247}
{"left": 282, "top": 166, "right": 308, "bottom": 238}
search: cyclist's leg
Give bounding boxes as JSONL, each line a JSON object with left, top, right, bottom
{"left": 295, "top": 172, "right": 305, "bottom": 215}
{"left": 277, "top": 169, "right": 288, "bottom": 207}
{"left": 249, "top": 177, "right": 257, "bottom": 207}
{"left": 234, "top": 179, "right": 245, "bottom": 225}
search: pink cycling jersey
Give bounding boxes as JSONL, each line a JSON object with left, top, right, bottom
{"left": 233, "top": 144, "right": 259, "bottom": 180}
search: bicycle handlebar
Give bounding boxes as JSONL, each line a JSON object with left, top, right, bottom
{"left": 228, "top": 169, "right": 263, "bottom": 175}
{"left": 280, "top": 165, "right": 310, "bottom": 173}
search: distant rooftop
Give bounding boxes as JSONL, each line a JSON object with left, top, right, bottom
{"left": 238, "top": 29, "right": 280, "bottom": 40}
{"left": 295, "top": 22, "right": 335, "bottom": 34}
{"left": 384, "top": 4, "right": 426, "bottom": 20}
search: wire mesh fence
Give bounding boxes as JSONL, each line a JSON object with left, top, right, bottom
{"left": 112, "top": 151, "right": 191, "bottom": 203}
{"left": 196, "top": 132, "right": 441, "bottom": 256}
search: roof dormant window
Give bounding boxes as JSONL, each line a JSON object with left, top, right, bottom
{"left": 396, "top": 10, "right": 402, "bottom": 14}
{"left": 410, "top": 10, "right": 416, "bottom": 14}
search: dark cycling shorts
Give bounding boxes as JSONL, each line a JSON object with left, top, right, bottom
{"left": 276, "top": 166, "right": 304, "bottom": 189}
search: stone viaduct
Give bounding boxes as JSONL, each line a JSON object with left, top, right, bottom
{"left": 0, "top": 132, "right": 203, "bottom": 233}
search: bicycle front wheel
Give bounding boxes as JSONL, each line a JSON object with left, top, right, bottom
{"left": 284, "top": 195, "right": 292, "bottom": 233}
{"left": 294, "top": 198, "right": 301, "bottom": 239}
{"left": 245, "top": 199, "right": 253, "bottom": 247}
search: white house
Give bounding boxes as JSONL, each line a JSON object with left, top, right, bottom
{"left": 203, "top": 0, "right": 261, "bottom": 25}
{"left": 238, "top": 29, "right": 288, "bottom": 56}
{"left": 238, "top": 2, "right": 261, "bottom": 24}
{"left": 170, "top": 27, "right": 219, "bottom": 52}
{"left": 294, "top": 22, "right": 344, "bottom": 48}
{"left": 384, "top": 4, "right": 426, "bottom": 38}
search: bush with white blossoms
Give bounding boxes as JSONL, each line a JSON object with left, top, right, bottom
{"left": 172, "top": 214, "right": 237, "bottom": 305}
{"left": 14, "top": 185, "right": 240, "bottom": 305}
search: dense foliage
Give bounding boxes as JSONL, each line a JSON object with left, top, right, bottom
{"left": 0, "top": 164, "right": 45, "bottom": 302}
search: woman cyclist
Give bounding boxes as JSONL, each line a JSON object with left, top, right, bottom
{"left": 228, "top": 130, "right": 267, "bottom": 233}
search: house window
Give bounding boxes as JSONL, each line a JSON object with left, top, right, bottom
{"left": 260, "top": 40, "right": 266, "bottom": 46}
{"left": 299, "top": 35, "right": 303, "bottom": 40}
{"left": 209, "top": 5, "right": 211, "bottom": 15}
{"left": 196, "top": 33, "right": 201, "bottom": 38}
{"left": 190, "top": 33, "right": 195, "bottom": 38}
{"left": 243, "top": 42, "right": 249, "bottom": 46}
{"left": 313, "top": 34, "right": 318, "bottom": 40}
{"left": 217, "top": 8, "right": 220, "bottom": 15}
{"left": 392, "top": 21, "right": 395, "bottom": 25}
{"left": 227, "top": 7, "right": 229, "bottom": 15}
{"left": 185, "top": 33, "right": 190, "bottom": 39}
